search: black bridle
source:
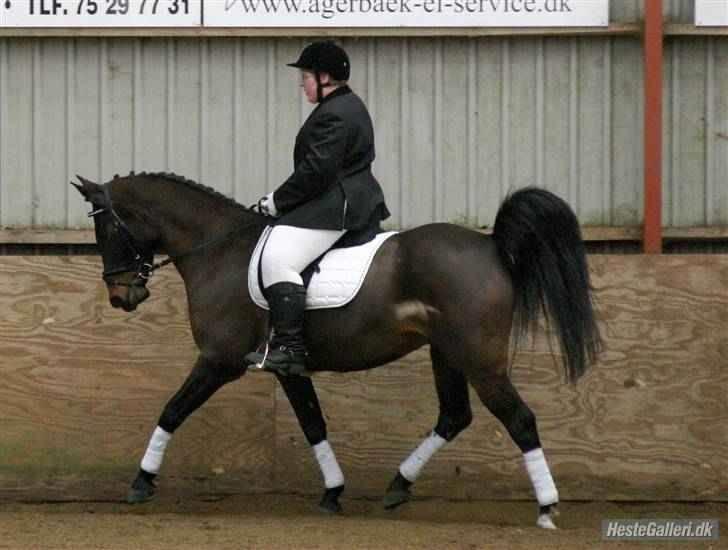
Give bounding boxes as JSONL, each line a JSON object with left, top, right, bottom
{"left": 90, "top": 185, "right": 155, "bottom": 288}
{"left": 90, "top": 184, "right": 265, "bottom": 287}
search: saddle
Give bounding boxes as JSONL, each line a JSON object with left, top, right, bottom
{"left": 248, "top": 227, "right": 397, "bottom": 310}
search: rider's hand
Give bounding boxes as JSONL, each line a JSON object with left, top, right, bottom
{"left": 252, "top": 192, "right": 279, "bottom": 217}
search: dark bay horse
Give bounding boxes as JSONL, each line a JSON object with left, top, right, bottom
{"left": 72, "top": 172, "right": 601, "bottom": 529}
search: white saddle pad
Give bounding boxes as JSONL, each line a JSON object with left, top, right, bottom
{"left": 249, "top": 226, "right": 397, "bottom": 310}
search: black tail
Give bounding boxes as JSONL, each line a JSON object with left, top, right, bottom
{"left": 493, "top": 187, "right": 602, "bottom": 383}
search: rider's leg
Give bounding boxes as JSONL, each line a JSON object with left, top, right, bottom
{"left": 245, "top": 225, "right": 345, "bottom": 375}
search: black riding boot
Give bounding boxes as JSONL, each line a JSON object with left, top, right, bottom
{"left": 245, "top": 282, "right": 309, "bottom": 376}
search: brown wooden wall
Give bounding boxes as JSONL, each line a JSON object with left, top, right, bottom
{"left": 0, "top": 255, "right": 726, "bottom": 502}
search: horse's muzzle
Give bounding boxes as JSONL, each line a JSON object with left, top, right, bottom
{"left": 109, "top": 284, "right": 150, "bottom": 312}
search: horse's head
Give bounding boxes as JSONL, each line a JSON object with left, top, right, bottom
{"left": 72, "top": 175, "right": 158, "bottom": 312}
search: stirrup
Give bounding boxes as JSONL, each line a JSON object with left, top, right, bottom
{"left": 246, "top": 342, "right": 271, "bottom": 372}
{"left": 245, "top": 343, "right": 311, "bottom": 377}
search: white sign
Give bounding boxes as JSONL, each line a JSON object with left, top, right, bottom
{"left": 0, "top": 0, "right": 202, "bottom": 27}
{"left": 695, "top": 0, "right": 728, "bottom": 26}
{"left": 204, "top": 0, "right": 609, "bottom": 27}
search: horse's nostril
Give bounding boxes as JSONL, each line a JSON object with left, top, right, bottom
{"left": 110, "top": 296, "right": 124, "bottom": 309}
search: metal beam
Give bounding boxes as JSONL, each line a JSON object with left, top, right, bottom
{"left": 643, "top": 0, "right": 663, "bottom": 254}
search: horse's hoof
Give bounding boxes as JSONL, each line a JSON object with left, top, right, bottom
{"left": 126, "top": 471, "right": 157, "bottom": 504}
{"left": 382, "top": 488, "right": 411, "bottom": 510}
{"left": 383, "top": 472, "right": 412, "bottom": 510}
{"left": 127, "top": 486, "right": 155, "bottom": 504}
{"left": 536, "top": 503, "right": 559, "bottom": 529}
{"left": 319, "top": 485, "right": 344, "bottom": 514}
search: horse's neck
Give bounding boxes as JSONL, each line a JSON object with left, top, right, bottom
{"left": 119, "top": 177, "right": 264, "bottom": 266}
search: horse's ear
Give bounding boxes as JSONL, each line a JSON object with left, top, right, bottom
{"left": 70, "top": 181, "right": 85, "bottom": 196}
{"left": 71, "top": 175, "right": 103, "bottom": 202}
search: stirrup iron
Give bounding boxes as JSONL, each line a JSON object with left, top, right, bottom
{"left": 246, "top": 341, "right": 271, "bottom": 371}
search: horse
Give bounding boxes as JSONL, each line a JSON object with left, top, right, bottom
{"left": 72, "top": 172, "right": 601, "bottom": 529}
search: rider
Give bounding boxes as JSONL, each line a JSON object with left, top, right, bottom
{"left": 245, "top": 40, "right": 390, "bottom": 376}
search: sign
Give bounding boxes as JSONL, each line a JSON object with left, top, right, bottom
{"left": 0, "top": 0, "right": 608, "bottom": 27}
{"left": 695, "top": 0, "right": 728, "bottom": 26}
{"left": 0, "top": 0, "right": 202, "bottom": 26}
{"left": 205, "top": 0, "right": 609, "bottom": 27}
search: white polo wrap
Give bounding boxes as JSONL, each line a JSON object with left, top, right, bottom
{"left": 313, "top": 440, "right": 345, "bottom": 489}
{"left": 523, "top": 448, "right": 559, "bottom": 506}
{"left": 140, "top": 426, "right": 172, "bottom": 474}
{"left": 399, "top": 431, "right": 447, "bottom": 482}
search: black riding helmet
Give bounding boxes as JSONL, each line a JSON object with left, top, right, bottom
{"left": 288, "top": 41, "right": 350, "bottom": 102}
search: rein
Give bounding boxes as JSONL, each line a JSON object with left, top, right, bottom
{"left": 94, "top": 184, "right": 266, "bottom": 285}
{"left": 149, "top": 220, "right": 261, "bottom": 272}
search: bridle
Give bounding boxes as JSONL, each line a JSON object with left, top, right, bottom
{"left": 90, "top": 184, "right": 265, "bottom": 288}
{"left": 89, "top": 185, "right": 155, "bottom": 288}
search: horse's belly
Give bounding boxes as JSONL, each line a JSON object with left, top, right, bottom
{"left": 305, "top": 300, "right": 433, "bottom": 372}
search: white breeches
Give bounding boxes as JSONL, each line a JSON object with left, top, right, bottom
{"left": 261, "top": 225, "right": 346, "bottom": 288}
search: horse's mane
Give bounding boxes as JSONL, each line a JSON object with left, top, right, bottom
{"left": 113, "top": 171, "right": 252, "bottom": 215}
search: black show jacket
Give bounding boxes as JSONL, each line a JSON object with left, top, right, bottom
{"left": 273, "top": 86, "right": 390, "bottom": 231}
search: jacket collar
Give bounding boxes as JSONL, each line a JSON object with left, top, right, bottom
{"left": 319, "top": 85, "right": 351, "bottom": 105}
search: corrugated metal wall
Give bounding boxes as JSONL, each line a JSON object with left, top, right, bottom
{"left": 0, "top": 14, "right": 726, "bottom": 231}
{"left": 611, "top": 1, "right": 695, "bottom": 23}
{"left": 0, "top": 36, "right": 640, "bottom": 230}
{"left": 664, "top": 37, "right": 728, "bottom": 227}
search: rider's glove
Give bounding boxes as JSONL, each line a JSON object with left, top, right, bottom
{"left": 252, "top": 191, "right": 279, "bottom": 217}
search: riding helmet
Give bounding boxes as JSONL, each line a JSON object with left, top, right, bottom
{"left": 287, "top": 41, "right": 350, "bottom": 81}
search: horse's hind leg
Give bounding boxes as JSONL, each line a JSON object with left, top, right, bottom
{"left": 469, "top": 369, "right": 559, "bottom": 529}
{"left": 383, "top": 347, "right": 473, "bottom": 510}
{"left": 127, "top": 355, "right": 244, "bottom": 504}
{"left": 277, "top": 373, "right": 345, "bottom": 513}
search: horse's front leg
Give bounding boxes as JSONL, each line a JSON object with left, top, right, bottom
{"left": 127, "top": 355, "right": 245, "bottom": 503}
{"left": 276, "top": 374, "right": 345, "bottom": 513}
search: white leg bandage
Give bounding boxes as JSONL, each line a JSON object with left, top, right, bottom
{"left": 399, "top": 431, "right": 448, "bottom": 482}
{"left": 312, "top": 440, "right": 345, "bottom": 489}
{"left": 140, "top": 426, "right": 172, "bottom": 474}
{"left": 523, "top": 448, "right": 559, "bottom": 506}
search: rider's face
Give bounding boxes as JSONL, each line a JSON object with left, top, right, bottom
{"left": 300, "top": 70, "right": 333, "bottom": 104}
{"left": 300, "top": 70, "right": 318, "bottom": 103}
